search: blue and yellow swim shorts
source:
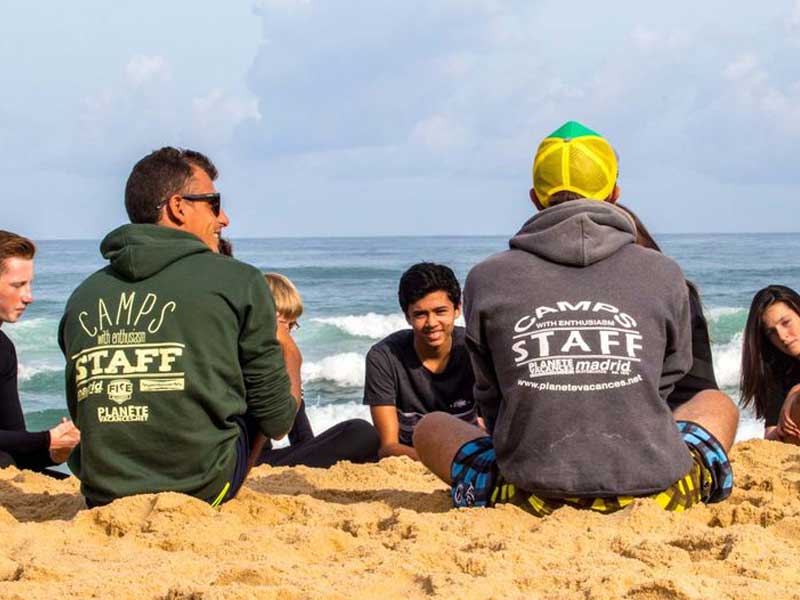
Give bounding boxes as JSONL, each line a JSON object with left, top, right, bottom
{"left": 450, "top": 421, "right": 733, "bottom": 517}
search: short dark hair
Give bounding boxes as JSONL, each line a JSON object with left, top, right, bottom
{"left": 398, "top": 262, "right": 461, "bottom": 314}
{"left": 124, "top": 147, "right": 218, "bottom": 223}
{"left": 548, "top": 190, "right": 587, "bottom": 206}
{"left": 0, "top": 231, "right": 35, "bottom": 274}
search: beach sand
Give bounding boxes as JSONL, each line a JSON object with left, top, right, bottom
{"left": 0, "top": 440, "right": 798, "bottom": 599}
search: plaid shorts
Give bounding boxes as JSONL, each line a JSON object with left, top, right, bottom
{"left": 450, "top": 420, "right": 733, "bottom": 517}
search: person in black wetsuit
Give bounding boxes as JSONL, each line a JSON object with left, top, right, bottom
{"left": 255, "top": 273, "right": 380, "bottom": 468}
{"left": 740, "top": 285, "right": 800, "bottom": 442}
{"left": 0, "top": 231, "right": 80, "bottom": 475}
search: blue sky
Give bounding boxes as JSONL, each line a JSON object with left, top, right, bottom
{"left": 2, "top": 1, "right": 799, "bottom": 238}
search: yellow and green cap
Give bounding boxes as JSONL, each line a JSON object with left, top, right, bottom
{"left": 532, "top": 121, "right": 618, "bottom": 208}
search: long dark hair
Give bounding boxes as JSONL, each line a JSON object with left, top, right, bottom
{"left": 616, "top": 203, "right": 701, "bottom": 306}
{"left": 740, "top": 285, "right": 800, "bottom": 418}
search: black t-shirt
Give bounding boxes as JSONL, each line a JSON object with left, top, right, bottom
{"left": 765, "top": 366, "right": 800, "bottom": 427}
{"left": 0, "top": 330, "right": 52, "bottom": 467}
{"left": 363, "top": 327, "right": 477, "bottom": 446}
{"left": 666, "top": 292, "right": 719, "bottom": 411}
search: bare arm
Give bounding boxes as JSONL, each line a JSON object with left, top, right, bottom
{"left": 369, "top": 405, "right": 418, "bottom": 460}
{"left": 276, "top": 319, "right": 303, "bottom": 407}
{"left": 775, "top": 383, "right": 800, "bottom": 443}
{"left": 248, "top": 318, "right": 304, "bottom": 466}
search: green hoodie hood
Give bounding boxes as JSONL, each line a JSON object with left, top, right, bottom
{"left": 101, "top": 224, "right": 210, "bottom": 281}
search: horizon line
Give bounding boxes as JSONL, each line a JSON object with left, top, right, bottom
{"left": 34, "top": 231, "right": 800, "bottom": 242}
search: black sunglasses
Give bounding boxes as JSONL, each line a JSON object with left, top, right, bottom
{"left": 180, "top": 193, "right": 221, "bottom": 216}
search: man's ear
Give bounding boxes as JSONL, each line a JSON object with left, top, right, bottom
{"left": 161, "top": 194, "right": 187, "bottom": 225}
{"left": 529, "top": 188, "right": 546, "bottom": 211}
{"left": 607, "top": 185, "right": 621, "bottom": 204}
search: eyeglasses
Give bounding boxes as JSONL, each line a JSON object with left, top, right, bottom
{"left": 278, "top": 318, "right": 300, "bottom": 331}
{"left": 181, "top": 193, "right": 221, "bottom": 216}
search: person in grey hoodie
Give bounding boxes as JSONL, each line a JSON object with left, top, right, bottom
{"left": 413, "top": 121, "right": 738, "bottom": 516}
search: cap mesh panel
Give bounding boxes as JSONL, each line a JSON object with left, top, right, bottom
{"left": 533, "top": 135, "right": 617, "bottom": 204}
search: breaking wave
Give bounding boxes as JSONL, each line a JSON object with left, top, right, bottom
{"left": 302, "top": 352, "right": 365, "bottom": 387}
{"left": 310, "top": 312, "right": 466, "bottom": 340}
{"left": 310, "top": 313, "right": 409, "bottom": 340}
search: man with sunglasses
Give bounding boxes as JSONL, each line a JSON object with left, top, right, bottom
{"left": 59, "top": 147, "right": 297, "bottom": 507}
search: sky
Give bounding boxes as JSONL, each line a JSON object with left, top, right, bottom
{"left": 2, "top": 1, "right": 799, "bottom": 238}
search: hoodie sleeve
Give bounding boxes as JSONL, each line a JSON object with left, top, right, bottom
{"left": 239, "top": 274, "right": 297, "bottom": 439}
{"left": 463, "top": 271, "right": 501, "bottom": 432}
{"left": 659, "top": 276, "right": 693, "bottom": 402}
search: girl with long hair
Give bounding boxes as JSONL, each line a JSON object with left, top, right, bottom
{"left": 740, "top": 285, "right": 800, "bottom": 441}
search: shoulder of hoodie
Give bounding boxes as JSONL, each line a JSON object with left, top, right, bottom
{"left": 178, "top": 252, "right": 271, "bottom": 296}
{"left": 64, "top": 252, "right": 267, "bottom": 307}
{"left": 465, "top": 243, "right": 687, "bottom": 289}
{"left": 464, "top": 248, "right": 528, "bottom": 286}
{"left": 617, "top": 244, "right": 687, "bottom": 282}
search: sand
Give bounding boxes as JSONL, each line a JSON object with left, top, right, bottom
{"left": 0, "top": 440, "right": 798, "bottom": 599}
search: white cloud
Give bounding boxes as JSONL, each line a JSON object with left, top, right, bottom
{"left": 192, "top": 89, "right": 261, "bottom": 145}
{"left": 255, "top": 0, "right": 310, "bottom": 7}
{"left": 631, "top": 25, "right": 660, "bottom": 49}
{"left": 409, "top": 113, "right": 471, "bottom": 152}
{"left": 723, "top": 53, "right": 761, "bottom": 81}
{"left": 789, "top": 0, "right": 800, "bottom": 36}
{"left": 124, "top": 55, "right": 170, "bottom": 88}
{"left": 73, "top": 55, "right": 257, "bottom": 169}
{"left": 722, "top": 53, "right": 800, "bottom": 133}
{"left": 630, "top": 25, "right": 690, "bottom": 51}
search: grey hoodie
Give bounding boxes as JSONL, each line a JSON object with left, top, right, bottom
{"left": 464, "top": 199, "right": 692, "bottom": 497}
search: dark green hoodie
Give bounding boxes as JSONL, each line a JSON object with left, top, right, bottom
{"left": 59, "top": 224, "right": 295, "bottom": 505}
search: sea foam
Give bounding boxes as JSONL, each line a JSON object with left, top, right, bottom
{"left": 305, "top": 401, "right": 372, "bottom": 435}
{"left": 711, "top": 332, "right": 743, "bottom": 390}
{"left": 302, "top": 352, "right": 366, "bottom": 387}
{"left": 310, "top": 313, "right": 409, "bottom": 339}
{"left": 18, "top": 363, "right": 62, "bottom": 383}
{"left": 706, "top": 306, "right": 746, "bottom": 321}
{"left": 736, "top": 414, "right": 763, "bottom": 441}
{"left": 311, "top": 312, "right": 466, "bottom": 340}
{"left": 4, "top": 317, "right": 61, "bottom": 353}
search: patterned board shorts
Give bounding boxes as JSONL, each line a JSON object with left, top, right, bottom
{"left": 450, "top": 421, "right": 733, "bottom": 517}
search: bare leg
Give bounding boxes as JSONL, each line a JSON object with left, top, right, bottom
{"left": 413, "top": 412, "right": 486, "bottom": 484}
{"left": 248, "top": 432, "right": 268, "bottom": 471}
{"left": 672, "top": 389, "right": 739, "bottom": 451}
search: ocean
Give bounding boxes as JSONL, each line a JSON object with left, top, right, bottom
{"left": 7, "top": 234, "right": 800, "bottom": 444}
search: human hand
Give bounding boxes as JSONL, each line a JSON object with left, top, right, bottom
{"left": 49, "top": 418, "right": 80, "bottom": 463}
{"left": 778, "top": 391, "right": 800, "bottom": 441}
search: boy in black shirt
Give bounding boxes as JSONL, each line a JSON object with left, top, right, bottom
{"left": 363, "top": 262, "right": 479, "bottom": 461}
{"left": 0, "top": 231, "right": 80, "bottom": 473}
